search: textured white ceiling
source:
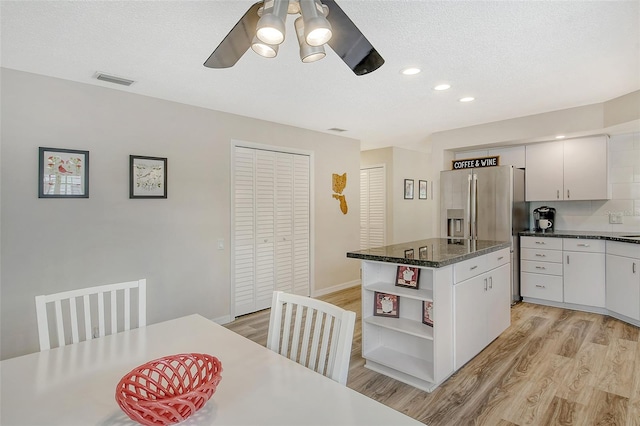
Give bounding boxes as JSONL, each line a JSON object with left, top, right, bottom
{"left": 1, "top": 0, "right": 639, "bottom": 150}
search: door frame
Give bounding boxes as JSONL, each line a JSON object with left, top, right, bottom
{"left": 230, "top": 139, "right": 315, "bottom": 320}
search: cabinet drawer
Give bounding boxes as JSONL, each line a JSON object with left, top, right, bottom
{"left": 487, "top": 248, "right": 510, "bottom": 270}
{"left": 563, "top": 238, "right": 605, "bottom": 253}
{"left": 521, "top": 248, "right": 563, "bottom": 263}
{"left": 521, "top": 236, "right": 562, "bottom": 250}
{"left": 454, "top": 255, "right": 488, "bottom": 283}
{"left": 521, "top": 260, "right": 563, "bottom": 276}
{"left": 521, "top": 273, "right": 563, "bottom": 302}
{"left": 607, "top": 241, "right": 640, "bottom": 259}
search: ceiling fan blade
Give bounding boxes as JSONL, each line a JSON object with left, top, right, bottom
{"left": 323, "top": 0, "right": 384, "bottom": 76}
{"left": 204, "top": 2, "right": 262, "bottom": 69}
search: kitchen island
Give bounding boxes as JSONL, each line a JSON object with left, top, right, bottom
{"left": 347, "top": 238, "right": 510, "bottom": 392}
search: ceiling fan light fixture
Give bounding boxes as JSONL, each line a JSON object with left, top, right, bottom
{"left": 256, "top": 0, "right": 290, "bottom": 45}
{"left": 300, "top": 0, "right": 332, "bottom": 46}
{"left": 251, "top": 36, "right": 279, "bottom": 58}
{"left": 295, "top": 17, "right": 326, "bottom": 63}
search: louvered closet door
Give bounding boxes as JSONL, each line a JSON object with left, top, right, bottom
{"left": 233, "top": 146, "right": 310, "bottom": 317}
{"left": 360, "top": 167, "right": 385, "bottom": 250}
{"left": 233, "top": 147, "right": 257, "bottom": 316}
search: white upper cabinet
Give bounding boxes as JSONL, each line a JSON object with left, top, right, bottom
{"left": 525, "top": 136, "right": 609, "bottom": 201}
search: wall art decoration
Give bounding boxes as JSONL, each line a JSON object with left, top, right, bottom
{"left": 404, "top": 179, "right": 414, "bottom": 199}
{"left": 39, "top": 147, "right": 89, "bottom": 198}
{"left": 419, "top": 180, "right": 428, "bottom": 199}
{"left": 130, "top": 155, "right": 167, "bottom": 199}
{"left": 374, "top": 292, "right": 399, "bottom": 318}
{"left": 332, "top": 172, "right": 348, "bottom": 214}
{"left": 422, "top": 301, "right": 434, "bottom": 327}
{"left": 396, "top": 265, "right": 420, "bottom": 289}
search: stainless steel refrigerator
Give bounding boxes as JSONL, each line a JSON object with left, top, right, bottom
{"left": 440, "top": 165, "right": 529, "bottom": 302}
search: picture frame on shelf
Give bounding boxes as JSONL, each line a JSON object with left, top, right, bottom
{"left": 404, "top": 248, "right": 414, "bottom": 259}
{"left": 419, "top": 246, "right": 428, "bottom": 260}
{"left": 404, "top": 179, "right": 414, "bottom": 199}
{"left": 374, "top": 292, "right": 399, "bottom": 318}
{"left": 396, "top": 265, "right": 420, "bottom": 289}
{"left": 38, "top": 147, "right": 89, "bottom": 198}
{"left": 419, "top": 180, "right": 428, "bottom": 199}
{"left": 130, "top": 155, "right": 167, "bottom": 199}
{"left": 422, "top": 301, "right": 434, "bottom": 327}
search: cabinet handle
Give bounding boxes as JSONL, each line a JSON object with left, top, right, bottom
{"left": 567, "top": 255, "right": 570, "bottom": 265}
{"left": 634, "top": 263, "right": 637, "bottom": 274}
{"left": 497, "top": 256, "right": 504, "bottom": 260}
{"left": 489, "top": 277, "right": 493, "bottom": 289}
{"left": 484, "top": 278, "right": 488, "bottom": 291}
{"left": 557, "top": 190, "right": 560, "bottom": 199}
{"left": 470, "top": 265, "right": 478, "bottom": 270}
{"left": 577, "top": 243, "right": 590, "bottom": 247}
{"left": 567, "top": 189, "right": 570, "bottom": 199}
{"left": 535, "top": 266, "right": 546, "bottom": 270}
{"left": 535, "top": 284, "right": 546, "bottom": 289}
{"left": 535, "top": 241, "right": 546, "bottom": 245}
{"left": 535, "top": 253, "right": 546, "bottom": 257}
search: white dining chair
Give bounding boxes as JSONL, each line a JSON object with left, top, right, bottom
{"left": 267, "top": 291, "right": 356, "bottom": 385}
{"left": 35, "top": 279, "right": 146, "bottom": 351}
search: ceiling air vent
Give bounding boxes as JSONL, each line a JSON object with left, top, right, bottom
{"left": 94, "top": 72, "right": 135, "bottom": 86}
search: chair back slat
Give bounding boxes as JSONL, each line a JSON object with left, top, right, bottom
{"left": 266, "top": 291, "right": 356, "bottom": 385}
{"left": 83, "top": 295, "right": 91, "bottom": 340}
{"left": 69, "top": 297, "right": 79, "bottom": 344}
{"left": 34, "top": 279, "right": 147, "bottom": 351}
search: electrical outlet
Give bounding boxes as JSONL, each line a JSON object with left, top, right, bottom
{"left": 217, "top": 238, "right": 224, "bottom": 250}
{"left": 609, "top": 212, "right": 623, "bottom": 224}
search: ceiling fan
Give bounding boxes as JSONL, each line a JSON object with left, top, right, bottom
{"left": 204, "top": 0, "right": 384, "bottom": 76}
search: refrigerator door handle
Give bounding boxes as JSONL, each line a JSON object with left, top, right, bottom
{"left": 467, "top": 173, "right": 472, "bottom": 238}
{"left": 471, "top": 173, "right": 478, "bottom": 240}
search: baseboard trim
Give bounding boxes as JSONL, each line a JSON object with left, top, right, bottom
{"left": 312, "top": 280, "right": 361, "bottom": 297}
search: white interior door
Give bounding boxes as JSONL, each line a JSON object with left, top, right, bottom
{"left": 360, "top": 166, "right": 386, "bottom": 250}
{"left": 233, "top": 146, "right": 310, "bottom": 317}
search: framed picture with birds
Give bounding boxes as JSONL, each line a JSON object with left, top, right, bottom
{"left": 129, "top": 155, "right": 167, "bottom": 199}
{"left": 38, "top": 147, "right": 89, "bottom": 198}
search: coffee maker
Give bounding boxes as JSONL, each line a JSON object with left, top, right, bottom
{"left": 533, "top": 206, "right": 556, "bottom": 232}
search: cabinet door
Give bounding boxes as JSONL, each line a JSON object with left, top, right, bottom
{"left": 525, "top": 141, "right": 564, "bottom": 201}
{"left": 563, "top": 136, "right": 608, "bottom": 201}
{"left": 487, "top": 264, "right": 511, "bottom": 343}
{"left": 454, "top": 273, "right": 487, "bottom": 370}
{"left": 606, "top": 254, "right": 640, "bottom": 320}
{"left": 564, "top": 251, "right": 605, "bottom": 307}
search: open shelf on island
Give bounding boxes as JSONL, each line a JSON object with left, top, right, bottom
{"left": 363, "top": 346, "right": 434, "bottom": 384}
{"left": 364, "top": 316, "right": 433, "bottom": 340}
{"left": 365, "top": 281, "right": 433, "bottom": 301}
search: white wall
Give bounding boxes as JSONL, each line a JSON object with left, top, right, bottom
{"left": 361, "top": 147, "right": 436, "bottom": 244}
{"left": 0, "top": 68, "right": 361, "bottom": 359}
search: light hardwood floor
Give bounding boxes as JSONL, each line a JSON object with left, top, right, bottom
{"left": 225, "top": 286, "right": 640, "bottom": 425}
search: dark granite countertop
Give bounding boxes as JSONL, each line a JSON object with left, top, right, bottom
{"left": 346, "top": 238, "right": 510, "bottom": 268}
{"left": 519, "top": 230, "right": 640, "bottom": 244}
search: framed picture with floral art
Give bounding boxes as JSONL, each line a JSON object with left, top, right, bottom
{"left": 39, "top": 147, "right": 89, "bottom": 198}
{"left": 130, "top": 155, "right": 167, "bottom": 199}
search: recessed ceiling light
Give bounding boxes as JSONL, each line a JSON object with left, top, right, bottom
{"left": 401, "top": 67, "right": 421, "bottom": 75}
{"left": 433, "top": 84, "right": 451, "bottom": 91}
{"left": 555, "top": 135, "right": 566, "bottom": 139}
{"left": 459, "top": 97, "right": 475, "bottom": 103}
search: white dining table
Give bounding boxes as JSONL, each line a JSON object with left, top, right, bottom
{"left": 0, "top": 314, "right": 423, "bottom": 426}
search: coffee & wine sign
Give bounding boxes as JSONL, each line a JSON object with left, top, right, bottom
{"left": 451, "top": 155, "right": 500, "bottom": 170}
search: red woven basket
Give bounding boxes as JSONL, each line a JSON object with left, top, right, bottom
{"left": 115, "top": 353, "right": 223, "bottom": 426}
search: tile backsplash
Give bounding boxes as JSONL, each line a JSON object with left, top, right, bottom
{"left": 530, "top": 132, "right": 640, "bottom": 233}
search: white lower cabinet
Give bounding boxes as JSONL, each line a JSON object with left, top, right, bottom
{"left": 606, "top": 242, "right": 640, "bottom": 321}
{"left": 563, "top": 239, "right": 606, "bottom": 308}
{"left": 520, "top": 236, "right": 563, "bottom": 302}
{"left": 454, "top": 263, "right": 510, "bottom": 370}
